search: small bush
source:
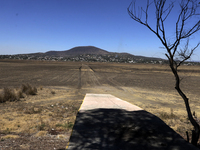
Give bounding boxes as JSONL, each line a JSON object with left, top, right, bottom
{"left": 0, "top": 95, "right": 3, "bottom": 103}
{"left": 39, "top": 86, "right": 43, "bottom": 90}
{"left": 0, "top": 83, "right": 37, "bottom": 103}
{"left": 21, "top": 84, "right": 37, "bottom": 95}
{"left": 39, "top": 123, "right": 46, "bottom": 131}
{"left": 21, "top": 84, "right": 29, "bottom": 93}
{"left": 3, "top": 88, "right": 16, "bottom": 101}
{"left": 17, "top": 90, "right": 24, "bottom": 98}
{"left": 27, "top": 87, "right": 37, "bottom": 95}
{"left": 0, "top": 88, "right": 19, "bottom": 103}
{"left": 51, "top": 91, "right": 56, "bottom": 95}
{"left": 159, "top": 111, "right": 177, "bottom": 120}
{"left": 56, "top": 122, "right": 74, "bottom": 129}
{"left": 1, "top": 135, "right": 20, "bottom": 140}
{"left": 24, "top": 106, "right": 42, "bottom": 114}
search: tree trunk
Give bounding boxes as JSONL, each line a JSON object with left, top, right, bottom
{"left": 169, "top": 63, "right": 200, "bottom": 146}
{"left": 175, "top": 86, "right": 200, "bottom": 145}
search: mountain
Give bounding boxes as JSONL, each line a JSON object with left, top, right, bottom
{"left": 15, "top": 46, "right": 164, "bottom": 61}
{"left": 44, "top": 46, "right": 110, "bottom": 56}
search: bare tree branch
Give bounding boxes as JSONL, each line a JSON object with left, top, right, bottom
{"left": 177, "top": 41, "right": 200, "bottom": 67}
{"left": 128, "top": 0, "right": 200, "bottom": 146}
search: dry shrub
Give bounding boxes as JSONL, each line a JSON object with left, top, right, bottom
{"left": 3, "top": 88, "right": 17, "bottom": 102}
{"left": 17, "top": 90, "right": 24, "bottom": 98}
{"left": 34, "top": 131, "right": 48, "bottom": 137}
{"left": 1, "top": 135, "right": 20, "bottom": 140}
{"left": 21, "top": 84, "right": 29, "bottom": 93}
{"left": 55, "top": 122, "right": 74, "bottom": 129}
{"left": 0, "top": 95, "right": 3, "bottom": 103}
{"left": 51, "top": 91, "right": 56, "bottom": 95}
{"left": 39, "top": 86, "right": 43, "bottom": 90}
{"left": 159, "top": 111, "right": 177, "bottom": 120}
{"left": 56, "top": 134, "right": 68, "bottom": 139}
{"left": 0, "top": 88, "right": 19, "bottom": 103}
{"left": 21, "top": 84, "right": 37, "bottom": 95}
{"left": 23, "top": 106, "right": 42, "bottom": 114}
{"left": 0, "top": 83, "right": 37, "bottom": 103}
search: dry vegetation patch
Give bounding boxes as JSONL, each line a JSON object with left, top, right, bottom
{"left": 0, "top": 84, "right": 37, "bottom": 103}
{"left": 0, "top": 86, "right": 83, "bottom": 149}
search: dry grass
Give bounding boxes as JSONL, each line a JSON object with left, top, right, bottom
{"left": 21, "top": 84, "right": 37, "bottom": 95}
{"left": 0, "top": 84, "right": 37, "bottom": 103}
{"left": 0, "top": 88, "right": 20, "bottom": 103}
{"left": 158, "top": 108, "right": 177, "bottom": 120}
{"left": 1, "top": 135, "right": 20, "bottom": 140}
{"left": 0, "top": 60, "right": 200, "bottom": 144}
{"left": 51, "top": 90, "right": 56, "bottom": 95}
{"left": 34, "top": 131, "right": 48, "bottom": 137}
{"left": 0, "top": 87, "right": 83, "bottom": 137}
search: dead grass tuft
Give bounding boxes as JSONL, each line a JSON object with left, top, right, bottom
{"left": 23, "top": 106, "right": 43, "bottom": 114}
{"left": 20, "top": 144, "right": 30, "bottom": 149}
{"left": 21, "top": 84, "right": 37, "bottom": 95}
{"left": 0, "top": 94, "right": 3, "bottom": 103}
{"left": 0, "top": 84, "right": 37, "bottom": 103}
{"left": 56, "top": 134, "right": 68, "bottom": 139}
{"left": 159, "top": 111, "right": 177, "bottom": 120}
{"left": 1, "top": 134, "right": 20, "bottom": 140}
{"left": 55, "top": 122, "right": 74, "bottom": 129}
{"left": 0, "top": 88, "right": 20, "bottom": 103}
{"left": 51, "top": 91, "right": 56, "bottom": 95}
{"left": 39, "top": 86, "right": 43, "bottom": 90}
{"left": 158, "top": 108, "right": 177, "bottom": 120}
{"left": 17, "top": 89, "right": 24, "bottom": 98}
{"left": 34, "top": 131, "right": 48, "bottom": 137}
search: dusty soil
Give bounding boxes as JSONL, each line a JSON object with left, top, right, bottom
{"left": 0, "top": 59, "right": 200, "bottom": 149}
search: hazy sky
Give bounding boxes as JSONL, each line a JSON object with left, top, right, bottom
{"left": 1, "top": 0, "right": 200, "bottom": 60}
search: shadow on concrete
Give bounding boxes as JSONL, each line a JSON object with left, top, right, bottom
{"left": 67, "top": 109, "right": 198, "bottom": 150}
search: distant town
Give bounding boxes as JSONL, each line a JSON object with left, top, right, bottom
{"left": 0, "top": 54, "right": 199, "bottom": 66}
{"left": 1, "top": 46, "right": 199, "bottom": 65}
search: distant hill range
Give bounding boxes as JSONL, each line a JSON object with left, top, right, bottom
{"left": 26, "top": 46, "right": 162, "bottom": 60}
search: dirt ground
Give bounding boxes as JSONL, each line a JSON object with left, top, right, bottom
{"left": 0, "top": 59, "right": 200, "bottom": 149}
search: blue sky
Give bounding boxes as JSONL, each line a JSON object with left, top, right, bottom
{"left": 0, "top": 0, "right": 200, "bottom": 60}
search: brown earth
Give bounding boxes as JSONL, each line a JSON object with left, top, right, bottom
{"left": 0, "top": 59, "right": 200, "bottom": 149}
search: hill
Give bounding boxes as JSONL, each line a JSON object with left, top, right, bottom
{"left": 45, "top": 46, "right": 110, "bottom": 56}
{"left": 19, "top": 46, "right": 161, "bottom": 60}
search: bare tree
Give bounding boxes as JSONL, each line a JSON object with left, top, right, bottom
{"left": 128, "top": 0, "right": 200, "bottom": 146}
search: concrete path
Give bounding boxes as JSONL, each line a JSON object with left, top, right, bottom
{"left": 80, "top": 94, "right": 142, "bottom": 112}
{"left": 66, "top": 94, "right": 198, "bottom": 150}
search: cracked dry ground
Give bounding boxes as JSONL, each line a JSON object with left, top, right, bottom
{"left": 1, "top": 60, "right": 200, "bottom": 149}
